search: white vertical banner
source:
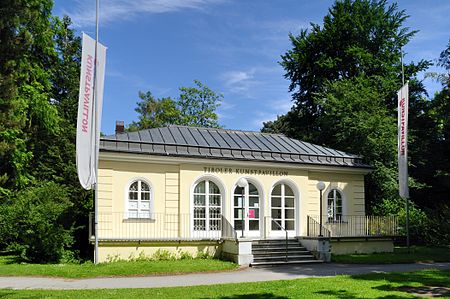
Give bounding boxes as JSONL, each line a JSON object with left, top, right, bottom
{"left": 398, "top": 82, "right": 409, "bottom": 198}
{"left": 76, "top": 33, "right": 107, "bottom": 190}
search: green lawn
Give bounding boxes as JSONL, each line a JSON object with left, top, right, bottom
{"left": 0, "top": 269, "right": 449, "bottom": 298}
{"left": 0, "top": 255, "right": 238, "bottom": 278}
{"left": 332, "top": 246, "right": 450, "bottom": 264}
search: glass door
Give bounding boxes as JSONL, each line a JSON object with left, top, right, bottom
{"left": 233, "top": 183, "right": 261, "bottom": 237}
{"left": 270, "top": 183, "right": 295, "bottom": 236}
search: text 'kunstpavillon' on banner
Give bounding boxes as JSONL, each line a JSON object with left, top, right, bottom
{"left": 76, "top": 33, "right": 107, "bottom": 190}
{"left": 398, "top": 82, "right": 409, "bottom": 198}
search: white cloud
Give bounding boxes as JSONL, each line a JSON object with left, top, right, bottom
{"left": 251, "top": 113, "right": 280, "bottom": 131}
{"left": 223, "top": 70, "right": 253, "bottom": 86}
{"left": 246, "top": 97, "right": 292, "bottom": 130}
{"left": 269, "top": 98, "right": 293, "bottom": 113}
{"left": 65, "top": 0, "right": 224, "bottom": 27}
{"left": 220, "top": 65, "right": 285, "bottom": 97}
{"left": 221, "top": 69, "right": 257, "bottom": 95}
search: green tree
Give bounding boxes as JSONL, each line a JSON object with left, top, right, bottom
{"left": 0, "top": 0, "right": 59, "bottom": 193}
{"left": 178, "top": 80, "right": 222, "bottom": 128}
{"left": 418, "top": 40, "right": 450, "bottom": 207}
{"left": 263, "top": 0, "right": 430, "bottom": 209}
{"left": 128, "top": 92, "right": 180, "bottom": 131}
{"left": 0, "top": 1, "right": 92, "bottom": 260}
{"left": 265, "top": 0, "right": 419, "bottom": 140}
{"left": 50, "top": 15, "right": 93, "bottom": 259}
{"left": 129, "top": 80, "right": 222, "bottom": 131}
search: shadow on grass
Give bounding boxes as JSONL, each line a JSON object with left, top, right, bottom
{"left": 204, "top": 293, "right": 288, "bottom": 299}
{"left": 348, "top": 269, "right": 450, "bottom": 298}
{"left": 315, "top": 289, "right": 407, "bottom": 299}
{"left": 0, "top": 290, "right": 41, "bottom": 299}
{"left": 395, "top": 285, "right": 450, "bottom": 297}
{"left": 351, "top": 269, "right": 450, "bottom": 287}
{"left": 315, "top": 289, "right": 360, "bottom": 299}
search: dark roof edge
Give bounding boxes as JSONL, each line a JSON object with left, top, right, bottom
{"left": 99, "top": 148, "right": 374, "bottom": 170}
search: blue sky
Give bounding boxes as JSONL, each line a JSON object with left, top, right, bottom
{"left": 53, "top": 0, "right": 450, "bottom": 134}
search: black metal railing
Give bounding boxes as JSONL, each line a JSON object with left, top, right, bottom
{"left": 307, "top": 215, "right": 331, "bottom": 237}
{"left": 307, "top": 215, "right": 399, "bottom": 237}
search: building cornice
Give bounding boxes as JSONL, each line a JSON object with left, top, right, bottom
{"left": 99, "top": 151, "right": 372, "bottom": 175}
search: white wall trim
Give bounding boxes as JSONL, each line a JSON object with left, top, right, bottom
{"left": 100, "top": 151, "right": 371, "bottom": 175}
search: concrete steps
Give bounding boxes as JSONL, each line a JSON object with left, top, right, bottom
{"left": 250, "top": 238, "right": 323, "bottom": 267}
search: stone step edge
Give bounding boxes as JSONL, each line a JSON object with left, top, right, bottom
{"left": 252, "top": 246, "right": 306, "bottom": 250}
{"left": 250, "top": 260, "right": 324, "bottom": 266}
{"left": 252, "top": 250, "right": 310, "bottom": 254}
{"left": 253, "top": 255, "right": 316, "bottom": 260}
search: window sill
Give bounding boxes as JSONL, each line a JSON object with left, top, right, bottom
{"left": 123, "top": 214, "right": 156, "bottom": 221}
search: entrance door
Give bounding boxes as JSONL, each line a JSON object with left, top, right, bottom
{"left": 233, "top": 182, "right": 261, "bottom": 237}
{"left": 270, "top": 183, "right": 295, "bottom": 237}
{"left": 193, "top": 180, "right": 222, "bottom": 238}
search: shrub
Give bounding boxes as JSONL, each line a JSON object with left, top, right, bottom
{"left": 424, "top": 204, "right": 450, "bottom": 245}
{"left": 0, "top": 182, "right": 73, "bottom": 263}
{"left": 196, "top": 250, "right": 212, "bottom": 259}
{"left": 152, "top": 249, "right": 175, "bottom": 261}
{"left": 373, "top": 197, "right": 430, "bottom": 244}
{"left": 179, "top": 250, "right": 194, "bottom": 260}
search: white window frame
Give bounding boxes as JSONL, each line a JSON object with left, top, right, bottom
{"left": 270, "top": 183, "right": 296, "bottom": 232}
{"left": 192, "top": 179, "right": 222, "bottom": 232}
{"left": 125, "top": 178, "right": 154, "bottom": 219}
{"left": 327, "top": 189, "right": 343, "bottom": 222}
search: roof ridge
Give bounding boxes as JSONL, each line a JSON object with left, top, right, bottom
{"left": 166, "top": 124, "right": 286, "bottom": 137}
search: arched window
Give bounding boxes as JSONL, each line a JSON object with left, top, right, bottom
{"left": 327, "top": 189, "right": 343, "bottom": 222}
{"left": 193, "top": 180, "right": 222, "bottom": 231}
{"left": 127, "top": 179, "right": 152, "bottom": 219}
{"left": 271, "top": 183, "right": 295, "bottom": 231}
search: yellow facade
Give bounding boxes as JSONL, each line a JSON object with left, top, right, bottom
{"left": 98, "top": 241, "right": 221, "bottom": 262}
{"left": 331, "top": 238, "right": 394, "bottom": 255}
{"left": 97, "top": 151, "right": 369, "bottom": 262}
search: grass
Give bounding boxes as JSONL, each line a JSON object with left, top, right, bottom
{"left": 332, "top": 245, "right": 450, "bottom": 264}
{"left": 0, "top": 268, "right": 449, "bottom": 298}
{"left": 0, "top": 255, "right": 238, "bottom": 278}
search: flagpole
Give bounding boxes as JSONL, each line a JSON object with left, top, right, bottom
{"left": 400, "top": 47, "right": 410, "bottom": 251}
{"left": 401, "top": 47, "right": 405, "bottom": 86}
{"left": 93, "top": 0, "right": 100, "bottom": 265}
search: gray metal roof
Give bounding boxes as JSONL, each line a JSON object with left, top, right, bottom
{"left": 100, "top": 125, "right": 370, "bottom": 168}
